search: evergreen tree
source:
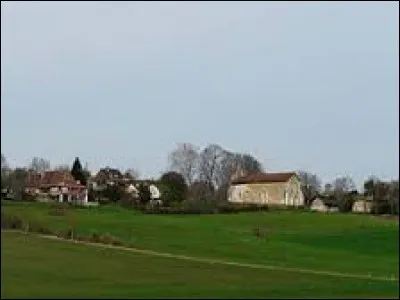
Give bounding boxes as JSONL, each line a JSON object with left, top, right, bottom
{"left": 159, "top": 171, "right": 188, "bottom": 205}
{"left": 71, "top": 157, "right": 87, "bottom": 186}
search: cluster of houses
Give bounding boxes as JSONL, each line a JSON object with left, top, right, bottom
{"left": 228, "top": 171, "right": 372, "bottom": 213}
{"left": 25, "top": 170, "right": 89, "bottom": 205}
{"left": 22, "top": 167, "right": 162, "bottom": 207}
{"left": 3, "top": 167, "right": 372, "bottom": 214}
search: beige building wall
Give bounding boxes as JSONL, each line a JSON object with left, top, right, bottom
{"left": 310, "top": 198, "right": 329, "bottom": 212}
{"left": 228, "top": 176, "right": 304, "bottom": 206}
{"left": 352, "top": 200, "right": 372, "bottom": 213}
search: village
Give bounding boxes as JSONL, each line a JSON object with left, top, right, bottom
{"left": 1, "top": 1, "right": 398, "bottom": 298}
{"left": 1, "top": 144, "right": 397, "bottom": 216}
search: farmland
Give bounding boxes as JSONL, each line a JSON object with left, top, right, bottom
{"left": 1, "top": 201, "right": 399, "bottom": 298}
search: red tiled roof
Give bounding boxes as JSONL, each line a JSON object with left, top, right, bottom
{"left": 26, "top": 173, "right": 42, "bottom": 188}
{"left": 231, "top": 172, "right": 297, "bottom": 185}
{"left": 26, "top": 171, "right": 85, "bottom": 189}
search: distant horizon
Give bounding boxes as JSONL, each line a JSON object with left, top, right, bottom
{"left": 1, "top": 1, "right": 398, "bottom": 190}
{"left": 2, "top": 150, "right": 398, "bottom": 190}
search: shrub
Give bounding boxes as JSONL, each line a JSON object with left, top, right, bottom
{"left": 1, "top": 213, "right": 23, "bottom": 230}
{"left": 74, "top": 235, "right": 85, "bottom": 242}
{"left": 182, "top": 197, "right": 217, "bottom": 213}
{"left": 137, "top": 183, "right": 151, "bottom": 205}
{"left": 21, "top": 192, "right": 37, "bottom": 202}
{"left": 101, "top": 184, "right": 125, "bottom": 203}
{"left": 85, "top": 232, "right": 123, "bottom": 246}
{"left": 187, "top": 181, "right": 215, "bottom": 204}
{"left": 110, "top": 239, "right": 124, "bottom": 247}
{"left": 336, "top": 193, "right": 356, "bottom": 213}
{"left": 219, "top": 203, "right": 269, "bottom": 214}
{"left": 90, "top": 232, "right": 102, "bottom": 243}
{"left": 252, "top": 226, "right": 269, "bottom": 239}
{"left": 27, "top": 222, "right": 53, "bottom": 235}
{"left": 118, "top": 195, "right": 136, "bottom": 208}
{"left": 100, "top": 234, "right": 116, "bottom": 245}
{"left": 137, "top": 202, "right": 271, "bottom": 215}
{"left": 159, "top": 171, "right": 188, "bottom": 206}
{"left": 146, "top": 206, "right": 215, "bottom": 215}
{"left": 55, "top": 228, "right": 74, "bottom": 239}
{"left": 66, "top": 228, "right": 74, "bottom": 239}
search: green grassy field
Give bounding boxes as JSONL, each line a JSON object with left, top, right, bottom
{"left": 1, "top": 231, "right": 399, "bottom": 299}
{"left": 1, "top": 201, "right": 399, "bottom": 298}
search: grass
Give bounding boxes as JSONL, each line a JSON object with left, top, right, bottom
{"left": 1, "top": 231, "right": 399, "bottom": 299}
{"left": 1, "top": 200, "right": 399, "bottom": 298}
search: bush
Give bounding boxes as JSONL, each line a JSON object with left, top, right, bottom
{"left": 56, "top": 228, "right": 74, "bottom": 239}
{"left": 118, "top": 194, "right": 138, "bottom": 208}
{"left": 74, "top": 234, "right": 87, "bottom": 242}
{"left": 1, "top": 213, "right": 23, "bottom": 230}
{"left": 218, "top": 203, "right": 269, "bottom": 213}
{"left": 137, "top": 183, "right": 151, "bottom": 205}
{"left": 27, "top": 222, "right": 53, "bottom": 235}
{"left": 371, "top": 200, "right": 392, "bottom": 215}
{"left": 90, "top": 232, "right": 102, "bottom": 243}
{"left": 86, "top": 231, "right": 123, "bottom": 246}
{"left": 110, "top": 239, "right": 124, "bottom": 247}
{"left": 138, "top": 202, "right": 270, "bottom": 215}
{"left": 141, "top": 206, "right": 209, "bottom": 215}
{"left": 187, "top": 181, "right": 215, "bottom": 204}
{"left": 99, "top": 234, "right": 116, "bottom": 245}
{"left": 1, "top": 213, "right": 55, "bottom": 235}
{"left": 159, "top": 171, "right": 188, "bottom": 206}
{"left": 336, "top": 193, "right": 356, "bottom": 213}
{"left": 21, "top": 192, "right": 37, "bottom": 202}
{"left": 102, "top": 185, "right": 125, "bottom": 203}
{"left": 253, "top": 226, "right": 269, "bottom": 239}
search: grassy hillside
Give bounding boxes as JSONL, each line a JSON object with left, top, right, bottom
{"left": 2, "top": 201, "right": 398, "bottom": 280}
{"left": 1, "top": 231, "right": 399, "bottom": 299}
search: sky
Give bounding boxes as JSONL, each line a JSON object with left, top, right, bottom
{"left": 1, "top": 1, "right": 399, "bottom": 188}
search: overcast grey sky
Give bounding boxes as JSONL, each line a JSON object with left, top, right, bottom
{"left": 1, "top": 1, "right": 398, "bottom": 186}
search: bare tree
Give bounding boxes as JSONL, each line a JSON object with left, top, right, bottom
{"left": 8, "top": 167, "right": 29, "bottom": 199}
{"left": 388, "top": 180, "right": 399, "bottom": 215}
{"left": 198, "top": 144, "right": 226, "bottom": 190}
{"left": 363, "top": 176, "right": 379, "bottom": 196}
{"left": 332, "top": 176, "right": 356, "bottom": 193}
{"left": 125, "top": 168, "right": 140, "bottom": 180}
{"left": 372, "top": 181, "right": 390, "bottom": 214}
{"left": 168, "top": 143, "right": 200, "bottom": 185}
{"left": 197, "top": 146, "right": 265, "bottom": 201}
{"left": 1, "top": 153, "right": 11, "bottom": 189}
{"left": 324, "top": 183, "right": 333, "bottom": 195}
{"left": 370, "top": 179, "right": 399, "bottom": 215}
{"left": 1, "top": 153, "right": 9, "bottom": 174}
{"left": 29, "top": 157, "right": 50, "bottom": 172}
{"left": 216, "top": 151, "right": 264, "bottom": 189}
{"left": 297, "top": 171, "right": 321, "bottom": 206}
{"left": 54, "top": 165, "right": 71, "bottom": 171}
{"left": 212, "top": 150, "right": 232, "bottom": 187}
{"left": 331, "top": 176, "right": 357, "bottom": 213}
{"left": 1, "top": 153, "right": 7, "bottom": 168}
{"left": 236, "top": 153, "right": 263, "bottom": 174}
{"left": 186, "top": 180, "right": 215, "bottom": 208}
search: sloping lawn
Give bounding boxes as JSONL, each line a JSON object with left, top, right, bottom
{"left": 2, "top": 201, "right": 399, "bottom": 279}
{"left": 1, "top": 231, "right": 399, "bottom": 299}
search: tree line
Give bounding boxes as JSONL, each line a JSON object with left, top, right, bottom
{"left": 1, "top": 144, "right": 398, "bottom": 215}
{"left": 297, "top": 171, "right": 398, "bottom": 215}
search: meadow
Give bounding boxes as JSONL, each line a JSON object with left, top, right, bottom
{"left": 1, "top": 201, "right": 399, "bottom": 298}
